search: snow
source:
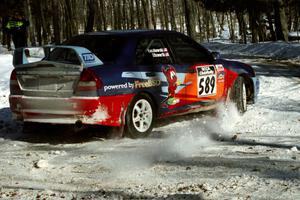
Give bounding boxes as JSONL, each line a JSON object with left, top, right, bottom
{"left": 0, "top": 54, "right": 13, "bottom": 107}
{"left": 289, "top": 31, "right": 300, "bottom": 37}
{"left": 0, "top": 44, "right": 299, "bottom": 199}
{"left": 204, "top": 41, "right": 300, "bottom": 62}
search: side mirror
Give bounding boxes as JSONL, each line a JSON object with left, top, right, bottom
{"left": 211, "top": 51, "right": 221, "bottom": 60}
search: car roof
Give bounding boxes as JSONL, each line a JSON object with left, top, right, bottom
{"left": 84, "top": 29, "right": 185, "bottom": 37}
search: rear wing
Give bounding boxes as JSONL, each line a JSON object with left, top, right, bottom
{"left": 13, "top": 45, "right": 103, "bottom": 68}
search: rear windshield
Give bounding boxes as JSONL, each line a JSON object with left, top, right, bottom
{"left": 63, "top": 35, "right": 127, "bottom": 64}
{"left": 46, "top": 48, "right": 81, "bottom": 65}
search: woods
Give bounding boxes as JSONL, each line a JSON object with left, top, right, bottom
{"left": 0, "top": 0, "right": 299, "bottom": 47}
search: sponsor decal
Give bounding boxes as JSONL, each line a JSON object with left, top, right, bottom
{"left": 147, "top": 48, "right": 169, "bottom": 58}
{"left": 218, "top": 71, "right": 225, "bottom": 81}
{"left": 216, "top": 64, "right": 224, "bottom": 71}
{"left": 197, "top": 66, "right": 215, "bottom": 76}
{"left": 134, "top": 79, "right": 161, "bottom": 89}
{"left": 104, "top": 80, "right": 161, "bottom": 92}
{"left": 162, "top": 65, "right": 180, "bottom": 106}
{"left": 104, "top": 82, "right": 134, "bottom": 92}
{"left": 82, "top": 53, "right": 95, "bottom": 63}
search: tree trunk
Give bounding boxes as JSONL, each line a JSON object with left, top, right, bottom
{"left": 293, "top": 9, "right": 299, "bottom": 32}
{"left": 35, "top": 18, "right": 42, "bottom": 45}
{"left": 95, "top": 0, "right": 102, "bottom": 31}
{"left": 179, "top": 6, "right": 184, "bottom": 33}
{"left": 267, "top": 13, "right": 276, "bottom": 41}
{"left": 64, "top": 0, "right": 78, "bottom": 39}
{"left": 162, "top": 0, "right": 169, "bottom": 29}
{"left": 141, "top": 0, "right": 150, "bottom": 29}
{"left": 24, "top": 0, "right": 36, "bottom": 46}
{"left": 236, "top": 10, "right": 247, "bottom": 44}
{"left": 227, "top": 12, "right": 235, "bottom": 42}
{"left": 157, "top": 0, "right": 165, "bottom": 29}
{"left": 210, "top": 11, "right": 216, "bottom": 38}
{"left": 169, "top": 0, "right": 176, "bottom": 31}
{"left": 205, "top": 10, "right": 210, "bottom": 42}
{"left": 99, "top": 0, "right": 107, "bottom": 30}
{"left": 249, "top": 8, "right": 259, "bottom": 43}
{"left": 287, "top": 3, "right": 292, "bottom": 31}
{"left": 114, "top": 0, "right": 122, "bottom": 29}
{"left": 135, "top": 0, "right": 142, "bottom": 28}
{"left": 149, "top": 0, "right": 156, "bottom": 29}
{"left": 123, "top": 0, "right": 129, "bottom": 29}
{"left": 216, "top": 12, "right": 225, "bottom": 37}
{"left": 32, "top": 0, "right": 47, "bottom": 45}
{"left": 52, "top": 0, "right": 61, "bottom": 44}
{"left": 183, "top": 0, "right": 196, "bottom": 40}
{"left": 196, "top": 3, "right": 203, "bottom": 41}
{"left": 129, "top": 0, "right": 135, "bottom": 29}
{"left": 39, "top": 1, "right": 48, "bottom": 44}
{"left": 274, "top": 0, "right": 289, "bottom": 41}
{"left": 85, "top": 0, "right": 96, "bottom": 33}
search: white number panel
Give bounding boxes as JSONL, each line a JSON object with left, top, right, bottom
{"left": 197, "top": 66, "right": 217, "bottom": 97}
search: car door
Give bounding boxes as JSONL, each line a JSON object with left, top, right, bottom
{"left": 131, "top": 37, "right": 189, "bottom": 115}
{"left": 166, "top": 35, "right": 225, "bottom": 110}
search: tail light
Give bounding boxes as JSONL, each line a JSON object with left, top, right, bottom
{"left": 10, "top": 69, "right": 22, "bottom": 95}
{"left": 75, "top": 68, "right": 102, "bottom": 96}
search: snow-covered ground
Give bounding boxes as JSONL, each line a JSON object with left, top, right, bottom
{"left": 0, "top": 43, "right": 299, "bottom": 199}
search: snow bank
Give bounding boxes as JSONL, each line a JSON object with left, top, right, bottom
{"left": 0, "top": 54, "right": 13, "bottom": 107}
{"left": 204, "top": 41, "right": 300, "bottom": 62}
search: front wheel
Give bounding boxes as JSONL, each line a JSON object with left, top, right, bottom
{"left": 125, "top": 94, "right": 155, "bottom": 138}
{"left": 230, "top": 76, "right": 247, "bottom": 113}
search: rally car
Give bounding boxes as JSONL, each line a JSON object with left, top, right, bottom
{"left": 9, "top": 30, "right": 259, "bottom": 138}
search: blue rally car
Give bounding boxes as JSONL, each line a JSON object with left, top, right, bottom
{"left": 9, "top": 30, "right": 259, "bottom": 138}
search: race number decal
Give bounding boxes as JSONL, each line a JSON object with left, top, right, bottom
{"left": 197, "top": 66, "right": 217, "bottom": 97}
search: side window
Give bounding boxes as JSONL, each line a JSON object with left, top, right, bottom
{"left": 63, "top": 36, "right": 127, "bottom": 64}
{"left": 168, "top": 36, "right": 211, "bottom": 64}
{"left": 135, "top": 38, "right": 172, "bottom": 65}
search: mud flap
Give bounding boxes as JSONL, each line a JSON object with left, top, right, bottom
{"left": 108, "top": 126, "right": 125, "bottom": 139}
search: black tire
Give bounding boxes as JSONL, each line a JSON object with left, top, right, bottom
{"left": 125, "top": 93, "right": 155, "bottom": 138}
{"left": 23, "top": 122, "right": 41, "bottom": 134}
{"left": 230, "top": 76, "right": 247, "bottom": 113}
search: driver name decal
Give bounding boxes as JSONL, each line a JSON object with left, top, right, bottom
{"left": 147, "top": 48, "right": 169, "bottom": 58}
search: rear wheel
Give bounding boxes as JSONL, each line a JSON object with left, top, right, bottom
{"left": 125, "top": 94, "right": 155, "bottom": 138}
{"left": 23, "top": 122, "right": 42, "bottom": 134}
{"left": 230, "top": 76, "right": 247, "bottom": 113}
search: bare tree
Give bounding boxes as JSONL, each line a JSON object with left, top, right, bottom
{"left": 85, "top": 0, "right": 96, "bottom": 33}
{"left": 1, "top": 0, "right": 299, "bottom": 46}
{"left": 169, "top": 0, "right": 177, "bottom": 30}
{"left": 183, "top": 0, "right": 196, "bottom": 39}
{"left": 274, "top": 0, "right": 289, "bottom": 41}
{"left": 64, "top": 0, "right": 78, "bottom": 39}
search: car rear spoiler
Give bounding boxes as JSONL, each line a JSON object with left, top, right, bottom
{"left": 13, "top": 45, "right": 103, "bottom": 68}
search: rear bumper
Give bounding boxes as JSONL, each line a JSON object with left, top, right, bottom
{"left": 9, "top": 94, "right": 134, "bottom": 127}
